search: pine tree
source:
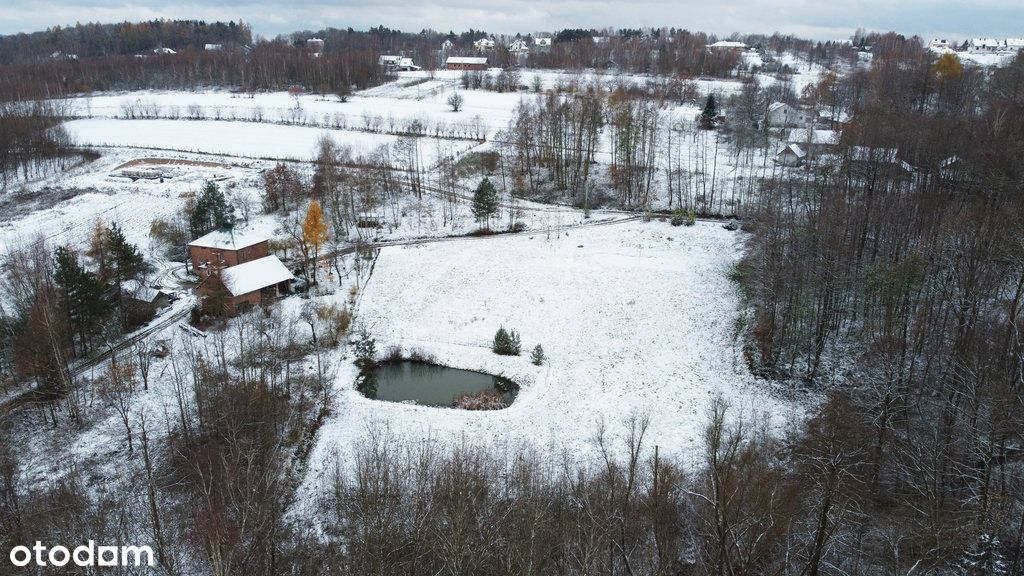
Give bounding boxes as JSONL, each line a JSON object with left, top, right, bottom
{"left": 493, "top": 327, "right": 522, "bottom": 356}
{"left": 106, "top": 222, "right": 146, "bottom": 281}
{"left": 352, "top": 329, "right": 377, "bottom": 369}
{"left": 472, "top": 177, "right": 500, "bottom": 230}
{"left": 302, "top": 200, "right": 329, "bottom": 285}
{"left": 531, "top": 344, "right": 545, "bottom": 365}
{"left": 54, "top": 246, "right": 111, "bottom": 354}
{"left": 189, "top": 181, "right": 235, "bottom": 237}
{"left": 700, "top": 93, "right": 718, "bottom": 129}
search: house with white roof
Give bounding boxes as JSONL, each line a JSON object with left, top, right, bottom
{"left": 707, "top": 40, "right": 747, "bottom": 52}
{"left": 121, "top": 279, "right": 171, "bottom": 322}
{"left": 788, "top": 128, "right": 840, "bottom": 155}
{"left": 203, "top": 255, "right": 295, "bottom": 316}
{"left": 473, "top": 38, "right": 495, "bottom": 52}
{"left": 509, "top": 39, "right": 530, "bottom": 53}
{"left": 765, "top": 102, "right": 807, "bottom": 128}
{"left": 775, "top": 144, "right": 807, "bottom": 167}
{"left": 187, "top": 227, "right": 270, "bottom": 279}
{"left": 1006, "top": 38, "right": 1024, "bottom": 52}
{"left": 379, "top": 55, "right": 420, "bottom": 71}
{"left": 968, "top": 38, "right": 1002, "bottom": 53}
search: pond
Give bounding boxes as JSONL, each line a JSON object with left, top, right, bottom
{"left": 358, "top": 361, "right": 518, "bottom": 409}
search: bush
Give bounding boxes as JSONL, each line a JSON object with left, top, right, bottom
{"left": 531, "top": 344, "right": 545, "bottom": 365}
{"left": 670, "top": 209, "right": 696, "bottom": 227}
{"left": 492, "top": 327, "right": 521, "bottom": 356}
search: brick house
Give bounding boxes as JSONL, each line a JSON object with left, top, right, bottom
{"left": 188, "top": 228, "right": 269, "bottom": 279}
{"left": 200, "top": 255, "right": 295, "bottom": 316}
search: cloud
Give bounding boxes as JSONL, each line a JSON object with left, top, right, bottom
{"left": 0, "top": 0, "right": 1021, "bottom": 41}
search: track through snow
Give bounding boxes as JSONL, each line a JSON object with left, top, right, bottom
{"left": 298, "top": 220, "right": 799, "bottom": 502}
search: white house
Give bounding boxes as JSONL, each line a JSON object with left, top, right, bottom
{"left": 152, "top": 47, "right": 176, "bottom": 55}
{"left": 473, "top": 38, "right": 495, "bottom": 52}
{"left": 534, "top": 37, "right": 552, "bottom": 48}
{"left": 441, "top": 39, "right": 454, "bottom": 51}
{"left": 928, "top": 38, "right": 952, "bottom": 50}
{"left": 1006, "top": 38, "right": 1024, "bottom": 52}
{"left": 775, "top": 144, "right": 807, "bottom": 167}
{"left": 765, "top": 102, "right": 807, "bottom": 128}
{"left": 204, "top": 43, "right": 223, "bottom": 51}
{"left": 707, "top": 40, "right": 747, "bottom": 52}
{"left": 968, "top": 38, "right": 1002, "bottom": 53}
{"left": 306, "top": 38, "right": 325, "bottom": 53}
{"left": 378, "top": 55, "right": 420, "bottom": 71}
{"left": 508, "top": 39, "right": 529, "bottom": 53}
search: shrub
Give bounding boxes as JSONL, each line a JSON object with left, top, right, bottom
{"left": 454, "top": 390, "right": 507, "bottom": 410}
{"left": 670, "top": 209, "right": 696, "bottom": 227}
{"left": 492, "top": 327, "right": 522, "bottom": 356}
{"left": 531, "top": 344, "right": 545, "bottom": 365}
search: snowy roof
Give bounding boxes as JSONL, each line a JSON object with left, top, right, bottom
{"left": 219, "top": 256, "right": 295, "bottom": 297}
{"left": 788, "top": 128, "right": 839, "bottom": 146}
{"left": 708, "top": 41, "right": 747, "bottom": 49}
{"left": 767, "top": 101, "right": 791, "bottom": 112}
{"left": 971, "top": 38, "right": 1001, "bottom": 47}
{"left": 153, "top": 47, "right": 176, "bottom": 54}
{"left": 188, "top": 228, "right": 268, "bottom": 251}
{"left": 535, "top": 37, "right": 552, "bottom": 46}
{"left": 1006, "top": 38, "right": 1024, "bottom": 47}
{"left": 121, "top": 280, "right": 166, "bottom": 303}
{"left": 447, "top": 56, "right": 488, "bottom": 65}
{"left": 778, "top": 143, "right": 806, "bottom": 158}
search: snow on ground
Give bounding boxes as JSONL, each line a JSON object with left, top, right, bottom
{"left": 298, "top": 219, "right": 801, "bottom": 501}
{"left": 63, "top": 119, "right": 473, "bottom": 165}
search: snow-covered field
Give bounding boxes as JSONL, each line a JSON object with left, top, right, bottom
{"left": 63, "top": 118, "right": 475, "bottom": 165}
{"left": 299, "top": 219, "right": 800, "bottom": 499}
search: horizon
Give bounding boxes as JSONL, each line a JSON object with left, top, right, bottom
{"left": 0, "top": 1, "right": 1021, "bottom": 43}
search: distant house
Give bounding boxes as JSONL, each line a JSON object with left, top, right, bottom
{"left": 968, "top": 38, "right": 1002, "bottom": 53}
{"left": 187, "top": 228, "right": 270, "bottom": 279}
{"left": 707, "top": 40, "right": 747, "bottom": 52}
{"left": 379, "top": 55, "right": 420, "bottom": 71}
{"left": 765, "top": 102, "right": 807, "bottom": 128}
{"left": 121, "top": 280, "right": 170, "bottom": 323}
{"left": 1007, "top": 38, "right": 1024, "bottom": 52}
{"left": 441, "top": 39, "right": 454, "bottom": 52}
{"left": 534, "top": 37, "right": 552, "bottom": 49}
{"left": 787, "top": 128, "right": 840, "bottom": 155}
{"left": 50, "top": 51, "right": 79, "bottom": 60}
{"left": 928, "top": 38, "right": 952, "bottom": 50}
{"left": 446, "top": 56, "right": 488, "bottom": 71}
{"left": 847, "top": 146, "right": 914, "bottom": 177}
{"left": 775, "top": 144, "right": 807, "bottom": 167}
{"left": 204, "top": 43, "right": 223, "bottom": 51}
{"left": 473, "top": 38, "right": 495, "bottom": 52}
{"left": 201, "top": 256, "right": 295, "bottom": 316}
{"left": 508, "top": 39, "right": 529, "bottom": 53}
{"left": 152, "top": 47, "right": 176, "bottom": 55}
{"left": 592, "top": 36, "right": 609, "bottom": 44}
{"left": 306, "top": 38, "right": 325, "bottom": 53}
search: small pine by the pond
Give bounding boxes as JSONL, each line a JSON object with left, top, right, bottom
{"left": 493, "top": 327, "right": 521, "bottom": 356}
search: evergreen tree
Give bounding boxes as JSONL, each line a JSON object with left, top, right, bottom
{"left": 352, "top": 329, "right": 377, "bottom": 369}
{"left": 700, "top": 93, "right": 718, "bottom": 129}
{"left": 531, "top": 344, "right": 545, "bottom": 365}
{"left": 106, "top": 222, "right": 146, "bottom": 281}
{"left": 492, "top": 327, "right": 522, "bottom": 356}
{"left": 189, "top": 181, "right": 235, "bottom": 237}
{"left": 471, "top": 177, "right": 500, "bottom": 229}
{"left": 54, "top": 246, "right": 111, "bottom": 354}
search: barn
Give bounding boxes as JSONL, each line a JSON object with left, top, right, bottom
{"left": 446, "top": 56, "right": 488, "bottom": 71}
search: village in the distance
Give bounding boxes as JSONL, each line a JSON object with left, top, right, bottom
{"left": 1, "top": 16, "right": 1023, "bottom": 576}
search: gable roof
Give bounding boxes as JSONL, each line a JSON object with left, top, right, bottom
{"left": 219, "top": 256, "right": 294, "bottom": 297}
{"left": 788, "top": 128, "right": 839, "bottom": 146}
{"left": 188, "top": 228, "right": 267, "bottom": 251}
{"left": 121, "top": 280, "right": 167, "bottom": 303}
{"left": 446, "top": 56, "right": 488, "bottom": 65}
{"left": 778, "top": 143, "right": 806, "bottom": 159}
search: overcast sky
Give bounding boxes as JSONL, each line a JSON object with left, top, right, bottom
{"left": 0, "top": 0, "right": 1021, "bottom": 42}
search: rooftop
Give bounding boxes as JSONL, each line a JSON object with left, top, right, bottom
{"left": 219, "top": 255, "right": 295, "bottom": 297}
{"left": 188, "top": 227, "right": 268, "bottom": 251}
{"left": 447, "top": 56, "right": 488, "bottom": 65}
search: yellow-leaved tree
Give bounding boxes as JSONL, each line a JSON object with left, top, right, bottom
{"left": 302, "top": 200, "right": 329, "bottom": 285}
{"left": 934, "top": 53, "right": 963, "bottom": 83}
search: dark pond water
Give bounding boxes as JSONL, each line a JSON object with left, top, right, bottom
{"left": 359, "top": 361, "right": 518, "bottom": 408}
